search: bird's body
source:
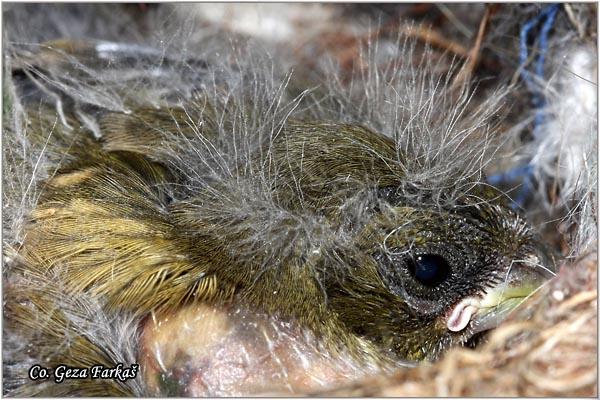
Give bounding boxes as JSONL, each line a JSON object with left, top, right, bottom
{"left": 3, "top": 15, "right": 554, "bottom": 396}
{"left": 7, "top": 104, "right": 551, "bottom": 396}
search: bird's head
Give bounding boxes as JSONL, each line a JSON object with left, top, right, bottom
{"left": 325, "top": 187, "right": 554, "bottom": 362}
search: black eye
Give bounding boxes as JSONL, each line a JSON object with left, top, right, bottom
{"left": 406, "top": 254, "right": 450, "bottom": 287}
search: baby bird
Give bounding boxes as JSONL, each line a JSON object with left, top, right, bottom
{"left": 4, "top": 37, "right": 554, "bottom": 396}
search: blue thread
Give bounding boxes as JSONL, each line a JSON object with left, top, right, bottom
{"left": 487, "top": 164, "right": 532, "bottom": 185}
{"left": 488, "top": 4, "right": 561, "bottom": 210}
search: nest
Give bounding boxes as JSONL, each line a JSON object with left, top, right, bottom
{"left": 3, "top": 3, "right": 597, "bottom": 397}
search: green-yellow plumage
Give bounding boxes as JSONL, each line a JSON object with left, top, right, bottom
{"left": 4, "top": 37, "right": 554, "bottom": 396}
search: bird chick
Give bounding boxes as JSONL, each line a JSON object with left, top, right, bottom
{"left": 3, "top": 32, "right": 555, "bottom": 396}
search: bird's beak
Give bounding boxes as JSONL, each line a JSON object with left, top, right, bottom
{"left": 446, "top": 248, "right": 555, "bottom": 335}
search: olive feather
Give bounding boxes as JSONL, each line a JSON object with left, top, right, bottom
{"left": 4, "top": 35, "right": 554, "bottom": 396}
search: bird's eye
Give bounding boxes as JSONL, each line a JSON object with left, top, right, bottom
{"left": 406, "top": 254, "right": 450, "bottom": 287}
{"left": 375, "top": 249, "right": 457, "bottom": 314}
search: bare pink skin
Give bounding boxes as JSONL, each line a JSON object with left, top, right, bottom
{"left": 140, "top": 303, "right": 374, "bottom": 396}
